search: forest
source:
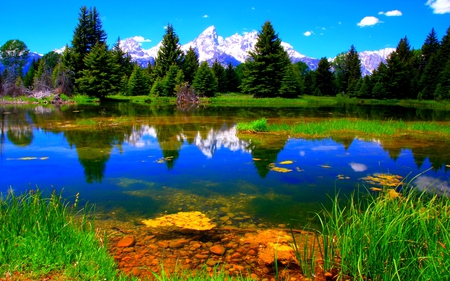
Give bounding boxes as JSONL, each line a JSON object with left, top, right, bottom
{"left": 0, "top": 6, "right": 449, "bottom": 102}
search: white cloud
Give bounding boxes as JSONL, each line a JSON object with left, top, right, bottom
{"left": 303, "top": 31, "right": 312, "bottom": 36}
{"left": 251, "top": 7, "right": 255, "bottom": 10}
{"left": 426, "top": 0, "right": 450, "bottom": 14}
{"left": 349, "top": 162, "right": 367, "bottom": 172}
{"left": 357, "top": 16, "right": 381, "bottom": 27}
{"left": 203, "top": 14, "right": 209, "bottom": 18}
{"left": 379, "top": 10, "right": 403, "bottom": 16}
{"left": 131, "top": 36, "right": 151, "bottom": 44}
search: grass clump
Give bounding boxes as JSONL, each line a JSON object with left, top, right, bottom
{"left": 0, "top": 189, "right": 126, "bottom": 280}
{"left": 316, "top": 187, "right": 450, "bottom": 280}
{"left": 236, "top": 118, "right": 269, "bottom": 132}
{"left": 237, "top": 118, "right": 450, "bottom": 138}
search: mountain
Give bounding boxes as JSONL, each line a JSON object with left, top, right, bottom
{"left": 121, "top": 26, "right": 393, "bottom": 74}
{"left": 121, "top": 26, "right": 320, "bottom": 69}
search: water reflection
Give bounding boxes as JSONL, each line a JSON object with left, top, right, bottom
{"left": 1, "top": 103, "right": 450, "bottom": 227}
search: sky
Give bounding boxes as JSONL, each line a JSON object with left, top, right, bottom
{"left": 1, "top": 0, "right": 450, "bottom": 59}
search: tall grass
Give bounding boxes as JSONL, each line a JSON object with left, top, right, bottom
{"left": 315, "top": 187, "right": 450, "bottom": 280}
{"left": 0, "top": 189, "right": 127, "bottom": 280}
{"left": 236, "top": 118, "right": 450, "bottom": 137}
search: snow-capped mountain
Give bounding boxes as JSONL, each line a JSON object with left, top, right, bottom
{"left": 120, "top": 25, "right": 393, "bottom": 74}
{"left": 358, "top": 48, "right": 395, "bottom": 75}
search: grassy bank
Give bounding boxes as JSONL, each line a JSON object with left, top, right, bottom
{"left": 236, "top": 117, "right": 450, "bottom": 138}
{"left": 0, "top": 189, "right": 127, "bottom": 280}
{"left": 313, "top": 186, "right": 450, "bottom": 280}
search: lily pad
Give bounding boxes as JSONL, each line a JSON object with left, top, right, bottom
{"left": 252, "top": 158, "right": 262, "bottom": 161}
{"left": 279, "top": 160, "right": 293, "bottom": 165}
{"left": 18, "top": 157, "right": 38, "bottom": 161}
{"left": 271, "top": 167, "right": 293, "bottom": 173}
{"left": 320, "top": 164, "right": 332, "bottom": 169}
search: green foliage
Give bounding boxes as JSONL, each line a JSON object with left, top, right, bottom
{"left": 225, "top": 62, "right": 239, "bottom": 92}
{"left": 211, "top": 59, "right": 227, "bottom": 93}
{"left": 23, "top": 58, "right": 38, "bottom": 88}
{"left": 192, "top": 61, "right": 218, "bottom": 97}
{"left": 240, "top": 21, "right": 291, "bottom": 98}
{"left": 314, "top": 58, "right": 335, "bottom": 96}
{"left": 161, "top": 64, "right": 181, "bottom": 96}
{"left": 182, "top": 46, "right": 199, "bottom": 84}
{"left": 0, "top": 39, "right": 29, "bottom": 78}
{"left": 150, "top": 77, "right": 165, "bottom": 96}
{"left": 0, "top": 190, "right": 124, "bottom": 280}
{"left": 279, "top": 64, "right": 301, "bottom": 98}
{"left": 76, "top": 43, "right": 119, "bottom": 99}
{"left": 155, "top": 24, "right": 184, "bottom": 78}
{"left": 127, "top": 65, "right": 150, "bottom": 96}
{"left": 319, "top": 188, "right": 450, "bottom": 280}
{"left": 344, "top": 45, "right": 362, "bottom": 95}
{"left": 236, "top": 118, "right": 269, "bottom": 132}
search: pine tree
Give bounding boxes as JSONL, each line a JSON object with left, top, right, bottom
{"left": 434, "top": 60, "right": 450, "bottom": 101}
{"left": 279, "top": 64, "right": 301, "bottom": 98}
{"left": 225, "top": 63, "right": 239, "bottom": 92}
{"left": 211, "top": 59, "right": 227, "bottom": 93}
{"left": 240, "top": 21, "right": 290, "bottom": 98}
{"left": 161, "top": 64, "right": 180, "bottom": 96}
{"left": 127, "top": 65, "right": 149, "bottom": 96}
{"left": 67, "top": 6, "right": 107, "bottom": 80}
{"left": 76, "top": 43, "right": 118, "bottom": 99}
{"left": 314, "top": 58, "right": 335, "bottom": 96}
{"left": 357, "top": 75, "right": 373, "bottom": 98}
{"left": 23, "top": 59, "right": 38, "bottom": 88}
{"left": 343, "top": 45, "right": 362, "bottom": 96}
{"left": 421, "top": 28, "right": 440, "bottom": 72}
{"left": 371, "top": 63, "right": 389, "bottom": 99}
{"left": 155, "top": 24, "right": 184, "bottom": 78}
{"left": 112, "top": 38, "right": 133, "bottom": 81}
{"left": 182, "top": 47, "right": 199, "bottom": 84}
{"left": 193, "top": 61, "right": 218, "bottom": 97}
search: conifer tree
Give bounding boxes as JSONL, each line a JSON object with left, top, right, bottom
{"left": 421, "top": 28, "right": 440, "bottom": 72}
{"left": 279, "top": 64, "right": 301, "bottom": 98}
{"left": 434, "top": 60, "right": 450, "bottom": 101}
{"left": 211, "top": 59, "right": 227, "bottom": 93}
{"left": 0, "top": 39, "right": 29, "bottom": 79}
{"left": 314, "top": 58, "right": 335, "bottom": 96}
{"left": 161, "top": 64, "right": 180, "bottom": 96}
{"left": 23, "top": 59, "right": 38, "bottom": 88}
{"left": 357, "top": 75, "right": 373, "bottom": 98}
{"left": 182, "top": 47, "right": 199, "bottom": 84}
{"left": 76, "top": 43, "right": 118, "bottom": 99}
{"left": 371, "top": 63, "right": 389, "bottom": 99}
{"left": 112, "top": 38, "right": 133, "bottom": 80}
{"left": 193, "top": 61, "right": 218, "bottom": 97}
{"left": 240, "top": 21, "right": 290, "bottom": 98}
{"left": 127, "top": 65, "right": 150, "bottom": 96}
{"left": 155, "top": 24, "right": 184, "bottom": 78}
{"left": 343, "top": 45, "right": 362, "bottom": 96}
{"left": 225, "top": 62, "right": 239, "bottom": 92}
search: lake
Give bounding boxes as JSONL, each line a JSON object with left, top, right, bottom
{"left": 1, "top": 102, "right": 450, "bottom": 229}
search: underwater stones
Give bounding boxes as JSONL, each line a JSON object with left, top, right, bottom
{"left": 117, "top": 236, "right": 136, "bottom": 247}
{"left": 258, "top": 242, "right": 296, "bottom": 266}
{"left": 210, "top": 245, "right": 225, "bottom": 255}
{"left": 142, "top": 211, "right": 216, "bottom": 231}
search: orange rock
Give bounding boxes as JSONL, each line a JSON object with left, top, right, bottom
{"left": 210, "top": 245, "right": 225, "bottom": 255}
{"left": 117, "top": 236, "right": 136, "bottom": 247}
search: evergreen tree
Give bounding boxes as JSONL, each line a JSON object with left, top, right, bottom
{"left": 155, "top": 24, "right": 184, "bottom": 78}
{"left": 343, "top": 45, "right": 362, "bottom": 96}
{"left": 371, "top": 63, "right": 389, "bottom": 99}
{"left": 225, "top": 62, "right": 239, "bottom": 92}
{"left": 174, "top": 69, "right": 185, "bottom": 92}
{"left": 314, "top": 58, "right": 335, "bottom": 96}
{"left": 150, "top": 77, "right": 165, "bottom": 96}
{"left": 211, "top": 59, "right": 227, "bottom": 93}
{"left": 193, "top": 61, "right": 218, "bottom": 97}
{"left": 331, "top": 52, "right": 346, "bottom": 93}
{"left": 23, "top": 59, "right": 38, "bottom": 88}
{"left": 240, "top": 21, "right": 290, "bottom": 98}
{"left": 279, "top": 64, "right": 301, "bottom": 98}
{"left": 419, "top": 54, "right": 441, "bottom": 100}
{"left": 303, "top": 71, "right": 315, "bottom": 95}
{"left": 52, "top": 46, "right": 75, "bottom": 95}
{"left": 421, "top": 28, "right": 440, "bottom": 72}
{"left": 112, "top": 38, "right": 133, "bottom": 80}
{"left": 67, "top": 6, "right": 107, "bottom": 80}
{"left": 161, "top": 64, "right": 180, "bottom": 96}
{"left": 357, "top": 75, "right": 373, "bottom": 98}
{"left": 76, "top": 43, "right": 118, "bottom": 99}
{"left": 182, "top": 47, "right": 199, "bottom": 84}
{"left": 434, "top": 60, "right": 450, "bottom": 101}
{"left": 127, "top": 65, "right": 149, "bottom": 96}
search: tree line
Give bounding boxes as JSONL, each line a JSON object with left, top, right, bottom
{"left": 1, "top": 6, "right": 449, "bottom": 101}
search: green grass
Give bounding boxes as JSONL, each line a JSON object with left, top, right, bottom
{"left": 0, "top": 189, "right": 128, "bottom": 280}
{"left": 75, "top": 118, "right": 98, "bottom": 126}
{"left": 236, "top": 118, "right": 450, "bottom": 138}
{"left": 314, "top": 186, "right": 450, "bottom": 280}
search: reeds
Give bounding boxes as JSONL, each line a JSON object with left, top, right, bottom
{"left": 0, "top": 189, "right": 126, "bottom": 280}
{"left": 314, "top": 187, "right": 450, "bottom": 280}
{"left": 237, "top": 118, "right": 450, "bottom": 138}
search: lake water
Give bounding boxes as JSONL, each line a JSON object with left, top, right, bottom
{"left": 1, "top": 102, "right": 450, "bottom": 229}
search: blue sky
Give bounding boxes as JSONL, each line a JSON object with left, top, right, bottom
{"left": 1, "top": 0, "right": 450, "bottom": 58}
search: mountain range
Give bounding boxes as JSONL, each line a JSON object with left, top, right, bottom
{"left": 120, "top": 25, "right": 395, "bottom": 76}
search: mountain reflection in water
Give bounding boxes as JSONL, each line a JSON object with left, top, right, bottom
{"left": 1, "top": 104, "right": 450, "bottom": 227}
